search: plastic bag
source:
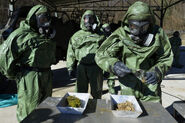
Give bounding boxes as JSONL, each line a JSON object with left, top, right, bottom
{"left": 0, "top": 94, "right": 18, "bottom": 108}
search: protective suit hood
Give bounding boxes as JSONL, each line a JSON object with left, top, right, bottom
{"left": 80, "top": 10, "right": 100, "bottom": 31}
{"left": 122, "top": 1, "right": 155, "bottom": 32}
{"left": 20, "top": 5, "right": 49, "bottom": 31}
{"left": 102, "top": 23, "right": 109, "bottom": 29}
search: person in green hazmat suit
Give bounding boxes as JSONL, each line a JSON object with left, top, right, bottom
{"left": 0, "top": 5, "right": 56, "bottom": 122}
{"left": 66, "top": 10, "right": 105, "bottom": 99}
{"left": 101, "top": 23, "right": 112, "bottom": 37}
{"left": 169, "top": 31, "right": 183, "bottom": 68}
{"left": 101, "top": 23, "right": 116, "bottom": 94}
{"left": 95, "top": 1, "right": 173, "bottom": 102}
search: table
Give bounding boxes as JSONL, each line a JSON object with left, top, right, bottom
{"left": 22, "top": 97, "right": 177, "bottom": 123}
{"left": 173, "top": 101, "right": 185, "bottom": 120}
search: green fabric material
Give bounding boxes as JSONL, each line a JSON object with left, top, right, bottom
{"left": 106, "top": 72, "right": 116, "bottom": 94}
{"left": 0, "top": 5, "right": 56, "bottom": 122}
{"left": 95, "top": 2, "right": 173, "bottom": 102}
{"left": 102, "top": 23, "right": 109, "bottom": 28}
{"left": 16, "top": 70, "right": 52, "bottom": 122}
{"left": 22, "top": 5, "right": 49, "bottom": 32}
{"left": 101, "top": 23, "right": 115, "bottom": 94}
{"left": 107, "top": 78, "right": 115, "bottom": 94}
{"left": 67, "top": 10, "right": 104, "bottom": 99}
{"left": 76, "top": 64, "right": 103, "bottom": 99}
{"left": 122, "top": 1, "right": 155, "bottom": 28}
{"left": 169, "top": 36, "right": 182, "bottom": 66}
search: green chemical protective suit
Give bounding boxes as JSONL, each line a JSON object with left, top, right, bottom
{"left": 0, "top": 5, "right": 56, "bottom": 122}
{"left": 95, "top": 2, "right": 173, "bottom": 102}
{"left": 101, "top": 23, "right": 116, "bottom": 94}
{"left": 66, "top": 10, "right": 105, "bottom": 99}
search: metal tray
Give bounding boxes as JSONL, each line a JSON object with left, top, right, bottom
{"left": 110, "top": 95, "right": 143, "bottom": 118}
{"left": 57, "top": 92, "right": 90, "bottom": 115}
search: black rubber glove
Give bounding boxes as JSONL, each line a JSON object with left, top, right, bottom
{"left": 145, "top": 71, "right": 158, "bottom": 85}
{"left": 113, "top": 61, "right": 131, "bottom": 77}
{"left": 103, "top": 72, "right": 110, "bottom": 78}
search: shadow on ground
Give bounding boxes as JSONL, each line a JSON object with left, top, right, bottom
{"left": 0, "top": 77, "right": 17, "bottom": 94}
{"left": 166, "top": 100, "right": 185, "bottom": 123}
{"left": 22, "top": 108, "right": 87, "bottom": 123}
{"left": 102, "top": 85, "right": 120, "bottom": 95}
{"left": 52, "top": 67, "right": 76, "bottom": 89}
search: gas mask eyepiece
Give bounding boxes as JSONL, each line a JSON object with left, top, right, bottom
{"left": 102, "top": 25, "right": 111, "bottom": 37}
{"left": 128, "top": 20, "right": 150, "bottom": 36}
{"left": 37, "top": 13, "right": 51, "bottom": 28}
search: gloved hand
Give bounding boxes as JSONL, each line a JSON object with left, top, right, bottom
{"left": 103, "top": 72, "right": 110, "bottom": 78}
{"left": 145, "top": 71, "right": 158, "bottom": 85}
{"left": 113, "top": 61, "right": 131, "bottom": 77}
{"left": 68, "top": 70, "right": 76, "bottom": 78}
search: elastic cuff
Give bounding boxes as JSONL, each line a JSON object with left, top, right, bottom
{"left": 109, "top": 60, "right": 119, "bottom": 74}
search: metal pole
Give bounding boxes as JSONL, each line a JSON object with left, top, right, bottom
{"left": 5, "top": 0, "right": 15, "bottom": 27}
{"left": 160, "top": 0, "right": 164, "bottom": 27}
{"left": 9, "top": 0, "right": 15, "bottom": 17}
{"left": 54, "top": 12, "right": 58, "bottom": 17}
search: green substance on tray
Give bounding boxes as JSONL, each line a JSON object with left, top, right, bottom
{"left": 66, "top": 96, "right": 81, "bottom": 107}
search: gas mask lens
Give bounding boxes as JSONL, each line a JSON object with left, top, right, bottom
{"left": 84, "top": 15, "right": 95, "bottom": 24}
{"left": 141, "top": 23, "right": 149, "bottom": 34}
{"left": 128, "top": 20, "right": 149, "bottom": 36}
{"left": 104, "top": 26, "right": 111, "bottom": 33}
{"left": 37, "top": 13, "right": 51, "bottom": 28}
{"left": 129, "top": 23, "right": 139, "bottom": 31}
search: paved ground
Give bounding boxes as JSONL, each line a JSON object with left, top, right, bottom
{"left": 1, "top": 47, "right": 185, "bottom": 123}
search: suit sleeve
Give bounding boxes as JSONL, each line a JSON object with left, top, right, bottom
{"left": 95, "top": 34, "right": 123, "bottom": 73}
{"left": 149, "top": 28, "right": 173, "bottom": 82}
{"left": 66, "top": 38, "right": 76, "bottom": 71}
{"left": 0, "top": 37, "right": 20, "bottom": 80}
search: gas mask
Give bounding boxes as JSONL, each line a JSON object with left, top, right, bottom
{"left": 36, "top": 13, "right": 56, "bottom": 38}
{"left": 103, "top": 26, "right": 111, "bottom": 37}
{"left": 84, "top": 14, "right": 97, "bottom": 31}
{"left": 128, "top": 20, "right": 153, "bottom": 46}
{"left": 128, "top": 20, "right": 150, "bottom": 36}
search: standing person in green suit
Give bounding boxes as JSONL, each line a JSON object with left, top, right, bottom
{"left": 101, "top": 23, "right": 116, "bottom": 94}
{"left": 66, "top": 10, "right": 105, "bottom": 99}
{"left": 95, "top": 1, "right": 173, "bottom": 102}
{"left": 0, "top": 5, "right": 56, "bottom": 122}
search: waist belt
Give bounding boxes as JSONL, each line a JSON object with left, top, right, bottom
{"left": 22, "top": 66, "right": 50, "bottom": 72}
